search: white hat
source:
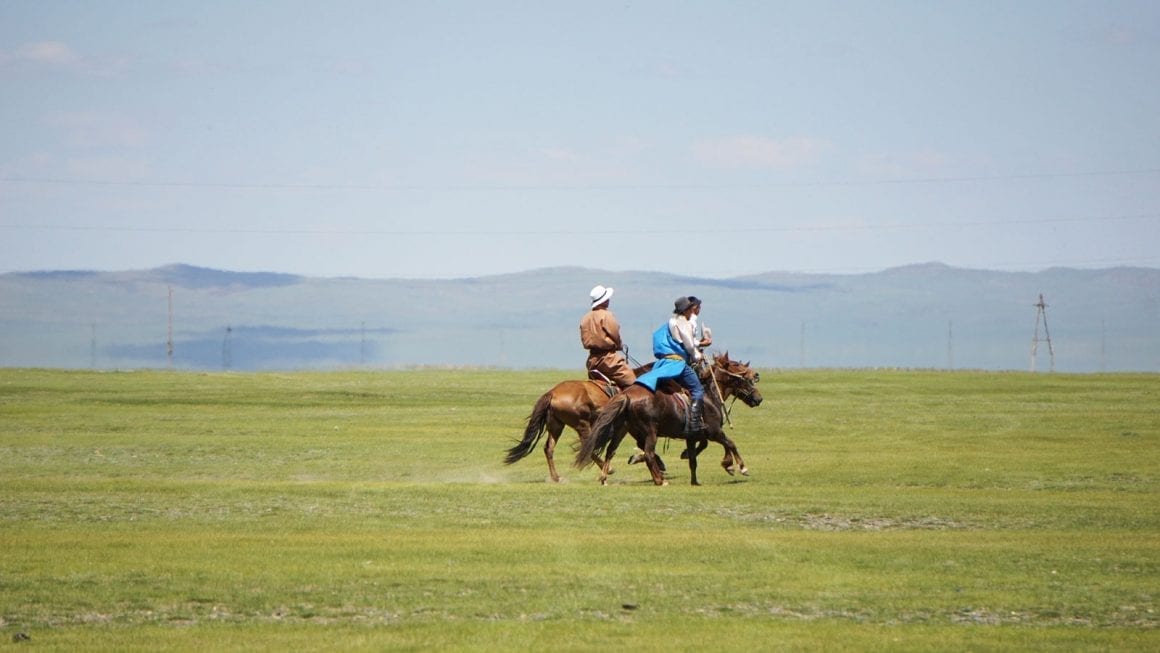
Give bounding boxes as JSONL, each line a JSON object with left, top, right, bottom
{"left": 589, "top": 285, "right": 614, "bottom": 308}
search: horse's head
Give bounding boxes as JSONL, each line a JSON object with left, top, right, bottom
{"left": 710, "top": 352, "right": 763, "bottom": 407}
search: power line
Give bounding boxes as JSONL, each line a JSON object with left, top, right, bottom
{"left": 1, "top": 167, "right": 1158, "bottom": 192}
{"left": 2, "top": 211, "right": 1157, "bottom": 237}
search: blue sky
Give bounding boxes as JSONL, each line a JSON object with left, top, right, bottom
{"left": 2, "top": 0, "right": 1157, "bottom": 279}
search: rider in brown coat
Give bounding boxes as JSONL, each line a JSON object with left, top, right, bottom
{"left": 579, "top": 285, "right": 636, "bottom": 389}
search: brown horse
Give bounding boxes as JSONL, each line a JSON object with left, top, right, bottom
{"left": 575, "top": 353, "right": 763, "bottom": 486}
{"left": 629, "top": 352, "right": 761, "bottom": 474}
{"left": 503, "top": 357, "right": 746, "bottom": 483}
{"left": 503, "top": 374, "right": 624, "bottom": 482}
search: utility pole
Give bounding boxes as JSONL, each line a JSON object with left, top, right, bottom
{"left": 1030, "top": 293, "right": 1054, "bottom": 372}
{"left": 1100, "top": 319, "right": 1107, "bottom": 372}
{"left": 799, "top": 321, "right": 806, "bottom": 368}
{"left": 167, "top": 286, "right": 174, "bottom": 369}
{"left": 222, "top": 326, "right": 233, "bottom": 371}
{"left": 947, "top": 320, "right": 954, "bottom": 370}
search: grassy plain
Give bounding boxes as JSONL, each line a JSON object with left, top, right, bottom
{"left": 0, "top": 367, "right": 1156, "bottom": 651}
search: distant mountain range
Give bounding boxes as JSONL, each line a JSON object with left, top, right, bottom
{"left": 1, "top": 263, "right": 1157, "bottom": 372}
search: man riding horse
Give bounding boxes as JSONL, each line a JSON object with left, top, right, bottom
{"left": 506, "top": 287, "right": 754, "bottom": 483}
{"left": 579, "top": 284, "right": 636, "bottom": 391}
{"left": 632, "top": 296, "right": 707, "bottom": 433}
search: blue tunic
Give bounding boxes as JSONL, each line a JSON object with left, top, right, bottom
{"left": 633, "top": 321, "right": 704, "bottom": 401}
{"left": 634, "top": 357, "right": 688, "bottom": 392}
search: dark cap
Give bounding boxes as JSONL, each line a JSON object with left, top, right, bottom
{"left": 673, "top": 296, "right": 693, "bottom": 313}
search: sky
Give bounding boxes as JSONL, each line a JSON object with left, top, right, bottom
{"left": 1, "top": 0, "right": 1158, "bottom": 280}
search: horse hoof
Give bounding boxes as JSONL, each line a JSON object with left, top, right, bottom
{"left": 740, "top": 467, "right": 750, "bottom": 476}
{"left": 724, "top": 466, "right": 736, "bottom": 476}
{"left": 661, "top": 480, "right": 669, "bottom": 486}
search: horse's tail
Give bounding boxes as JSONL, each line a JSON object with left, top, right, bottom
{"left": 504, "top": 391, "right": 553, "bottom": 465}
{"left": 575, "top": 392, "right": 630, "bottom": 469}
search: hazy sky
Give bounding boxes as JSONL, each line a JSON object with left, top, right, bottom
{"left": 2, "top": 1, "right": 1158, "bottom": 279}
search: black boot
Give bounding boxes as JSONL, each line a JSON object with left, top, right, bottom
{"left": 686, "top": 399, "right": 705, "bottom": 434}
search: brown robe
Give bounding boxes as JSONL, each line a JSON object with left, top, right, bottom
{"left": 578, "top": 307, "right": 635, "bottom": 388}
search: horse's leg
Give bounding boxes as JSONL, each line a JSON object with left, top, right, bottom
{"left": 720, "top": 440, "right": 737, "bottom": 475}
{"left": 713, "top": 422, "right": 747, "bottom": 476}
{"left": 709, "top": 427, "right": 748, "bottom": 477}
{"left": 598, "top": 426, "right": 629, "bottom": 486}
{"left": 638, "top": 430, "right": 667, "bottom": 486}
{"left": 681, "top": 439, "right": 710, "bottom": 459}
{"left": 701, "top": 404, "right": 737, "bottom": 474}
{"left": 626, "top": 450, "right": 667, "bottom": 473}
{"left": 731, "top": 439, "right": 749, "bottom": 476}
{"left": 542, "top": 418, "right": 565, "bottom": 483}
{"left": 696, "top": 439, "right": 710, "bottom": 462}
{"left": 577, "top": 423, "right": 614, "bottom": 477}
{"left": 685, "top": 437, "right": 701, "bottom": 486}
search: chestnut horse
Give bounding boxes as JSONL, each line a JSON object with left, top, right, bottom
{"left": 574, "top": 353, "right": 763, "bottom": 486}
{"left": 503, "top": 362, "right": 661, "bottom": 482}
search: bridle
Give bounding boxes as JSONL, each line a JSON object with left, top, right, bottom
{"left": 719, "top": 366, "right": 759, "bottom": 402}
{"left": 706, "top": 358, "right": 761, "bottom": 425}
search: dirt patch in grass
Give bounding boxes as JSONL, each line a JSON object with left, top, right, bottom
{"left": 798, "top": 513, "right": 970, "bottom": 531}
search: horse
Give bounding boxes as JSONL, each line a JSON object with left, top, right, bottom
{"left": 574, "top": 353, "right": 763, "bottom": 486}
{"left": 503, "top": 356, "right": 748, "bottom": 482}
{"left": 502, "top": 374, "right": 620, "bottom": 482}
{"left": 628, "top": 351, "right": 761, "bottom": 472}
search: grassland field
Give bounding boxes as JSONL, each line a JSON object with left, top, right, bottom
{"left": 0, "top": 367, "right": 1156, "bottom": 651}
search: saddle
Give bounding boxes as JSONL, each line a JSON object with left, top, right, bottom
{"left": 589, "top": 371, "right": 709, "bottom": 432}
{"left": 655, "top": 380, "right": 701, "bottom": 432}
{"left": 587, "top": 369, "right": 619, "bottom": 398}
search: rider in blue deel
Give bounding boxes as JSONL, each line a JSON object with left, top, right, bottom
{"left": 633, "top": 296, "right": 706, "bottom": 433}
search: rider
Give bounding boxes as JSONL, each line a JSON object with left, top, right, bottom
{"left": 633, "top": 296, "right": 706, "bottom": 433}
{"left": 688, "top": 295, "right": 713, "bottom": 350}
{"left": 578, "top": 285, "right": 635, "bottom": 389}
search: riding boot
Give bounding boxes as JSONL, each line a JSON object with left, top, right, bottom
{"left": 686, "top": 399, "right": 705, "bottom": 434}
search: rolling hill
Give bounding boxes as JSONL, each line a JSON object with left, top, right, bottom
{"left": 1, "top": 263, "right": 1156, "bottom": 372}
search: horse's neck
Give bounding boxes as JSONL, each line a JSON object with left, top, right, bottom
{"left": 707, "top": 369, "right": 731, "bottom": 403}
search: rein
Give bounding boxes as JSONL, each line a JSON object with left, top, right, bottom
{"left": 706, "top": 361, "right": 732, "bottom": 427}
{"left": 711, "top": 363, "right": 758, "bottom": 426}
{"left": 625, "top": 347, "right": 645, "bottom": 368}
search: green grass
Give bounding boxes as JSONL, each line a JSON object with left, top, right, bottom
{"left": 0, "top": 368, "right": 1156, "bottom": 651}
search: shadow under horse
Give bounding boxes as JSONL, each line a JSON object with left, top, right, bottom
{"left": 574, "top": 354, "right": 763, "bottom": 486}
